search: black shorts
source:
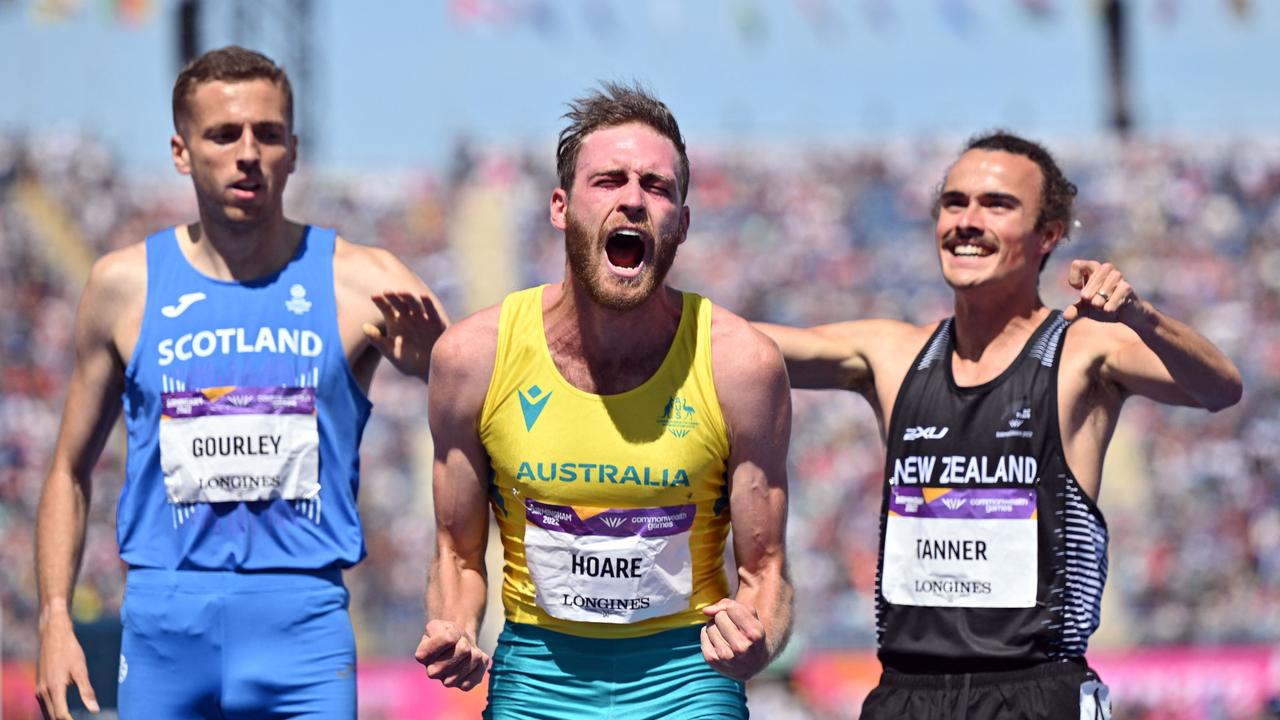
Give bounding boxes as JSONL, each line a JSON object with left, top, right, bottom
{"left": 860, "top": 659, "right": 1111, "bottom": 720}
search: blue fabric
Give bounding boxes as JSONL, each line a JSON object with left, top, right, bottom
{"left": 119, "top": 226, "right": 371, "bottom": 570}
{"left": 117, "top": 568, "right": 356, "bottom": 719}
{"left": 485, "top": 622, "right": 748, "bottom": 720}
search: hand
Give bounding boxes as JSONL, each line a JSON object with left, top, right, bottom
{"left": 1063, "top": 260, "right": 1143, "bottom": 324}
{"left": 700, "top": 598, "right": 770, "bottom": 682}
{"left": 36, "top": 615, "right": 99, "bottom": 719}
{"left": 363, "top": 291, "right": 448, "bottom": 379}
{"left": 414, "top": 619, "right": 490, "bottom": 691}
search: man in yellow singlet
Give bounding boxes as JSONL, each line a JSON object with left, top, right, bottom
{"left": 414, "top": 82, "right": 794, "bottom": 719}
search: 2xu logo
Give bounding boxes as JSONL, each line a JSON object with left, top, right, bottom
{"left": 903, "top": 426, "right": 949, "bottom": 441}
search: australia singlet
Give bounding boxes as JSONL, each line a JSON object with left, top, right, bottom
{"left": 875, "top": 311, "right": 1110, "bottom": 672}
{"left": 118, "top": 226, "right": 372, "bottom": 570}
{"left": 479, "top": 286, "right": 732, "bottom": 639}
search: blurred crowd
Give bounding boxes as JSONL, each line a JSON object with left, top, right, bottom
{"left": 1, "top": 130, "right": 1278, "bottom": 717}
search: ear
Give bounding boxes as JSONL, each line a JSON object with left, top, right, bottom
{"left": 171, "top": 132, "right": 191, "bottom": 176}
{"left": 286, "top": 132, "right": 299, "bottom": 174}
{"left": 550, "top": 188, "right": 568, "bottom": 231}
{"left": 1039, "top": 219, "right": 1065, "bottom": 258}
{"left": 677, "top": 205, "right": 690, "bottom": 245}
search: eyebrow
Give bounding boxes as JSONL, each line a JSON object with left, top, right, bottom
{"left": 940, "top": 190, "right": 1022, "bottom": 206}
{"left": 588, "top": 167, "right": 676, "bottom": 185}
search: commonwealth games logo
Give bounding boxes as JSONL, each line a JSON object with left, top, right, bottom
{"left": 658, "top": 395, "right": 699, "bottom": 438}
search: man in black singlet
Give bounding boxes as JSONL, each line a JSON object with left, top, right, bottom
{"left": 755, "top": 131, "right": 1242, "bottom": 719}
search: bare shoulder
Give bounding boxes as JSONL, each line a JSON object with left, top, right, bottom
{"left": 431, "top": 303, "right": 502, "bottom": 392}
{"left": 83, "top": 242, "right": 148, "bottom": 323}
{"left": 333, "top": 235, "right": 425, "bottom": 293}
{"left": 87, "top": 241, "right": 147, "bottom": 299}
{"left": 710, "top": 304, "right": 786, "bottom": 376}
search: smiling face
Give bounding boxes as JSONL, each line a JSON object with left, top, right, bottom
{"left": 934, "top": 149, "right": 1060, "bottom": 292}
{"left": 551, "top": 122, "right": 689, "bottom": 311}
{"left": 171, "top": 78, "right": 297, "bottom": 231}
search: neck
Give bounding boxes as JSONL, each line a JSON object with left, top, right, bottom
{"left": 183, "top": 211, "right": 302, "bottom": 281}
{"left": 542, "top": 278, "right": 684, "bottom": 394}
{"left": 951, "top": 281, "right": 1047, "bottom": 361}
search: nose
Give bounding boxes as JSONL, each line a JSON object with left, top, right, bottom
{"left": 955, "top": 200, "right": 984, "bottom": 237}
{"left": 616, "top": 177, "right": 646, "bottom": 220}
{"left": 235, "top": 126, "right": 261, "bottom": 165}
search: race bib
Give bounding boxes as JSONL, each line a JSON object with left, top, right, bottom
{"left": 523, "top": 499, "right": 694, "bottom": 624}
{"left": 159, "top": 386, "right": 320, "bottom": 503}
{"left": 882, "top": 486, "right": 1037, "bottom": 608}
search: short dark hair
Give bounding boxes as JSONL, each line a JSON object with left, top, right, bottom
{"left": 172, "top": 46, "right": 293, "bottom": 133}
{"left": 933, "top": 130, "right": 1077, "bottom": 271}
{"left": 556, "top": 81, "right": 689, "bottom": 200}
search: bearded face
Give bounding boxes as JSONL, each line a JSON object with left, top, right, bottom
{"left": 564, "top": 204, "right": 681, "bottom": 312}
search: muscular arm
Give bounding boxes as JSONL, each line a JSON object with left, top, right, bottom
{"left": 703, "top": 311, "right": 793, "bottom": 681}
{"left": 752, "top": 321, "right": 873, "bottom": 392}
{"left": 1065, "top": 260, "right": 1242, "bottom": 411}
{"left": 416, "top": 310, "right": 498, "bottom": 691}
{"left": 36, "top": 249, "right": 142, "bottom": 717}
{"left": 334, "top": 238, "right": 449, "bottom": 388}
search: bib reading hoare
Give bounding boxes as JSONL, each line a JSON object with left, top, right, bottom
{"left": 875, "top": 312, "right": 1109, "bottom": 672}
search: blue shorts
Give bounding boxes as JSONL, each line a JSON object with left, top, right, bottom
{"left": 485, "top": 622, "right": 748, "bottom": 720}
{"left": 118, "top": 567, "right": 355, "bottom": 719}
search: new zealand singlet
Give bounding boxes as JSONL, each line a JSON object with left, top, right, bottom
{"left": 480, "top": 286, "right": 732, "bottom": 639}
{"left": 118, "top": 226, "right": 371, "bottom": 570}
{"left": 876, "top": 311, "right": 1110, "bottom": 672}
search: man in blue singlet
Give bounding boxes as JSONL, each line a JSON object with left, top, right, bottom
{"left": 34, "top": 46, "right": 448, "bottom": 719}
{"left": 756, "top": 131, "right": 1242, "bottom": 719}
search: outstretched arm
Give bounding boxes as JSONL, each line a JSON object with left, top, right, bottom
{"left": 415, "top": 313, "right": 498, "bottom": 692}
{"left": 36, "top": 251, "right": 140, "bottom": 719}
{"left": 703, "top": 312, "right": 793, "bottom": 682}
{"left": 1065, "top": 259, "right": 1243, "bottom": 411}
{"left": 335, "top": 239, "right": 450, "bottom": 384}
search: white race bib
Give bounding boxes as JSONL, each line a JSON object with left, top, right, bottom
{"left": 159, "top": 386, "right": 320, "bottom": 503}
{"left": 882, "top": 486, "right": 1038, "bottom": 608}
{"left": 523, "top": 499, "right": 694, "bottom": 624}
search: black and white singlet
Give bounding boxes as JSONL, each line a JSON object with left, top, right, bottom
{"left": 875, "top": 311, "right": 1109, "bottom": 673}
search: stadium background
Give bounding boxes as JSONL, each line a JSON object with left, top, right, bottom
{"left": 2, "top": 0, "right": 1279, "bottom": 717}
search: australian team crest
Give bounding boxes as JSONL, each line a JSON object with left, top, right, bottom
{"left": 658, "top": 395, "right": 699, "bottom": 438}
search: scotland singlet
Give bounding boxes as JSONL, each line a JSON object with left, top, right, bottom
{"left": 876, "top": 311, "right": 1109, "bottom": 672}
{"left": 479, "top": 286, "right": 732, "bottom": 639}
{"left": 118, "top": 226, "right": 371, "bottom": 570}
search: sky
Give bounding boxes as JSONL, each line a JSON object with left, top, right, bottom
{"left": 1, "top": 0, "right": 1278, "bottom": 176}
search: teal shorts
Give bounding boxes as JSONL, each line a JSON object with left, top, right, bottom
{"left": 484, "top": 622, "right": 748, "bottom": 720}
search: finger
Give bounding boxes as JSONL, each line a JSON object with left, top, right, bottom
{"left": 1067, "top": 259, "right": 1097, "bottom": 290}
{"left": 371, "top": 294, "right": 398, "bottom": 321}
{"left": 45, "top": 679, "right": 71, "bottom": 720}
{"left": 1102, "top": 280, "right": 1130, "bottom": 313}
{"left": 700, "top": 626, "right": 718, "bottom": 665}
{"left": 72, "top": 668, "right": 100, "bottom": 713}
{"left": 701, "top": 599, "right": 731, "bottom": 617}
{"left": 428, "top": 635, "right": 473, "bottom": 679}
{"left": 420, "top": 294, "right": 444, "bottom": 324}
{"left": 1062, "top": 302, "right": 1080, "bottom": 322}
{"left": 456, "top": 654, "right": 489, "bottom": 691}
{"left": 713, "top": 609, "right": 760, "bottom": 654}
{"left": 1079, "top": 262, "right": 1112, "bottom": 302}
{"left": 703, "top": 623, "right": 734, "bottom": 661}
{"left": 383, "top": 292, "right": 416, "bottom": 318}
{"left": 363, "top": 322, "right": 387, "bottom": 345}
{"left": 416, "top": 632, "right": 459, "bottom": 665}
